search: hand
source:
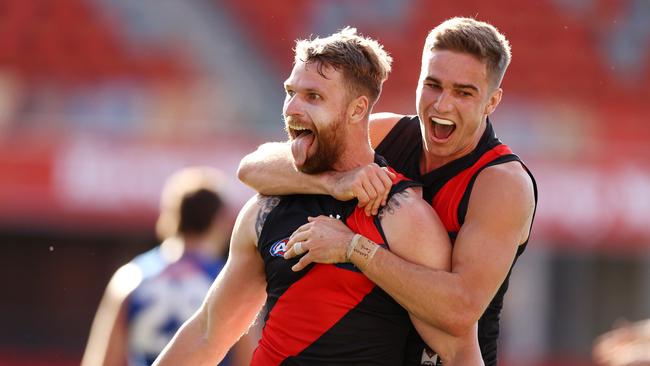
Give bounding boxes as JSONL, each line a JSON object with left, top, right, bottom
{"left": 283, "top": 216, "right": 355, "bottom": 271}
{"left": 593, "top": 319, "right": 650, "bottom": 366}
{"left": 327, "top": 163, "right": 395, "bottom": 216}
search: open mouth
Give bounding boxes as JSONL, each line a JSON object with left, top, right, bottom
{"left": 288, "top": 125, "right": 314, "bottom": 140}
{"left": 288, "top": 124, "right": 316, "bottom": 168}
{"left": 430, "top": 117, "right": 456, "bottom": 140}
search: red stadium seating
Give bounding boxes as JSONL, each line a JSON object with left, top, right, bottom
{"left": 0, "top": 0, "right": 189, "bottom": 84}
{"left": 220, "top": 0, "right": 649, "bottom": 152}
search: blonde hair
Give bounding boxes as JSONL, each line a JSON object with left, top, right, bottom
{"left": 425, "top": 17, "right": 511, "bottom": 88}
{"left": 294, "top": 27, "right": 392, "bottom": 107}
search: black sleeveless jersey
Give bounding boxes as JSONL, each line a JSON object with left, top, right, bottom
{"left": 251, "top": 156, "right": 423, "bottom": 366}
{"left": 376, "top": 116, "right": 538, "bottom": 366}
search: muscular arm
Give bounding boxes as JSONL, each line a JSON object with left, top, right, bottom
{"left": 352, "top": 163, "right": 536, "bottom": 336}
{"left": 237, "top": 142, "right": 333, "bottom": 195}
{"left": 362, "top": 188, "right": 482, "bottom": 365}
{"left": 153, "top": 196, "right": 269, "bottom": 366}
{"left": 238, "top": 144, "right": 395, "bottom": 215}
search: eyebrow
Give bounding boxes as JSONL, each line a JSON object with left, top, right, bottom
{"left": 283, "top": 83, "right": 323, "bottom": 95}
{"left": 425, "top": 76, "right": 480, "bottom": 93}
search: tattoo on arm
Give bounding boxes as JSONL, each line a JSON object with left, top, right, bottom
{"left": 377, "top": 190, "right": 410, "bottom": 221}
{"left": 255, "top": 195, "right": 281, "bottom": 239}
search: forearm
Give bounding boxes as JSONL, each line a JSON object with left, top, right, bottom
{"left": 411, "top": 316, "right": 483, "bottom": 366}
{"left": 154, "top": 310, "right": 223, "bottom": 366}
{"left": 237, "top": 142, "right": 331, "bottom": 195}
{"left": 351, "top": 237, "right": 475, "bottom": 336}
{"left": 230, "top": 326, "right": 261, "bottom": 366}
{"left": 155, "top": 268, "right": 266, "bottom": 366}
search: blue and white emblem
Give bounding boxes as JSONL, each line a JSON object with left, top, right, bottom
{"left": 270, "top": 238, "right": 289, "bottom": 257}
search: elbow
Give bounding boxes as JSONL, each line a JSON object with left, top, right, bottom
{"left": 440, "top": 295, "right": 482, "bottom": 338}
{"left": 236, "top": 142, "right": 279, "bottom": 188}
{"left": 236, "top": 157, "right": 252, "bottom": 185}
{"left": 237, "top": 152, "right": 263, "bottom": 188}
{"left": 443, "top": 316, "right": 476, "bottom": 338}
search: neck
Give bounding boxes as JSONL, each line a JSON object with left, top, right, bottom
{"left": 179, "top": 234, "right": 220, "bottom": 258}
{"left": 332, "top": 126, "right": 375, "bottom": 171}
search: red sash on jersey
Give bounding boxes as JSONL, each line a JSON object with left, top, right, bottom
{"left": 432, "top": 144, "right": 513, "bottom": 233}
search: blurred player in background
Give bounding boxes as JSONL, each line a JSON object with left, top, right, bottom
{"left": 593, "top": 319, "right": 650, "bottom": 366}
{"left": 81, "top": 166, "right": 256, "bottom": 366}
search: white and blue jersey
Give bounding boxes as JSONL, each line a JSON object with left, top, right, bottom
{"left": 125, "top": 245, "right": 230, "bottom": 366}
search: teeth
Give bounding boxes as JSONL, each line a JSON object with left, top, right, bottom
{"left": 431, "top": 117, "right": 455, "bottom": 126}
{"left": 290, "top": 125, "right": 309, "bottom": 131}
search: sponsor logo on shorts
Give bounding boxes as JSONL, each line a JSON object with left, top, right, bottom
{"left": 270, "top": 238, "right": 289, "bottom": 257}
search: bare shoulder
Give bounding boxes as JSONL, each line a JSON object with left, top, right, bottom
{"left": 369, "top": 112, "right": 404, "bottom": 148}
{"left": 469, "top": 161, "right": 536, "bottom": 243}
{"left": 376, "top": 186, "right": 451, "bottom": 268}
{"left": 378, "top": 186, "right": 433, "bottom": 223}
{"left": 370, "top": 112, "right": 404, "bottom": 123}
{"left": 234, "top": 194, "right": 282, "bottom": 246}
{"left": 253, "top": 195, "right": 282, "bottom": 239}
{"left": 105, "top": 262, "right": 142, "bottom": 303}
{"left": 474, "top": 161, "right": 535, "bottom": 203}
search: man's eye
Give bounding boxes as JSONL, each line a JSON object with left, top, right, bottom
{"left": 308, "top": 93, "right": 321, "bottom": 100}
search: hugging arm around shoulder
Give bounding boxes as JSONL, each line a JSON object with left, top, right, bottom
{"left": 352, "top": 187, "right": 482, "bottom": 364}
{"left": 237, "top": 142, "right": 332, "bottom": 195}
{"left": 237, "top": 141, "right": 396, "bottom": 210}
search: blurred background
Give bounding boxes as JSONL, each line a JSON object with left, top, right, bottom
{"left": 0, "top": 0, "right": 649, "bottom": 365}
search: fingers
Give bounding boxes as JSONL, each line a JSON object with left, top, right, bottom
{"left": 294, "top": 241, "right": 305, "bottom": 255}
{"left": 355, "top": 164, "right": 381, "bottom": 210}
{"left": 284, "top": 240, "right": 309, "bottom": 259}
{"left": 354, "top": 185, "right": 371, "bottom": 208}
{"left": 360, "top": 179, "right": 378, "bottom": 212}
{"left": 384, "top": 168, "right": 397, "bottom": 180}
{"left": 378, "top": 167, "right": 395, "bottom": 205}
{"left": 285, "top": 231, "right": 310, "bottom": 259}
{"left": 285, "top": 216, "right": 331, "bottom": 259}
{"left": 307, "top": 215, "right": 329, "bottom": 222}
{"left": 364, "top": 174, "right": 387, "bottom": 216}
{"left": 336, "top": 163, "right": 396, "bottom": 209}
{"left": 290, "top": 222, "right": 310, "bottom": 238}
{"left": 291, "top": 253, "right": 313, "bottom": 272}
{"left": 359, "top": 165, "right": 394, "bottom": 216}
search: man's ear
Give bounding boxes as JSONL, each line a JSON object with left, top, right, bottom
{"left": 484, "top": 87, "right": 502, "bottom": 116}
{"left": 348, "top": 95, "right": 369, "bottom": 124}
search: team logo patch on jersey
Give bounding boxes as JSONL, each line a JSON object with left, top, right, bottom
{"left": 270, "top": 238, "right": 289, "bottom": 257}
{"left": 420, "top": 347, "right": 439, "bottom": 365}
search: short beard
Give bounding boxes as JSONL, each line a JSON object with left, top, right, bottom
{"left": 297, "top": 115, "right": 345, "bottom": 174}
